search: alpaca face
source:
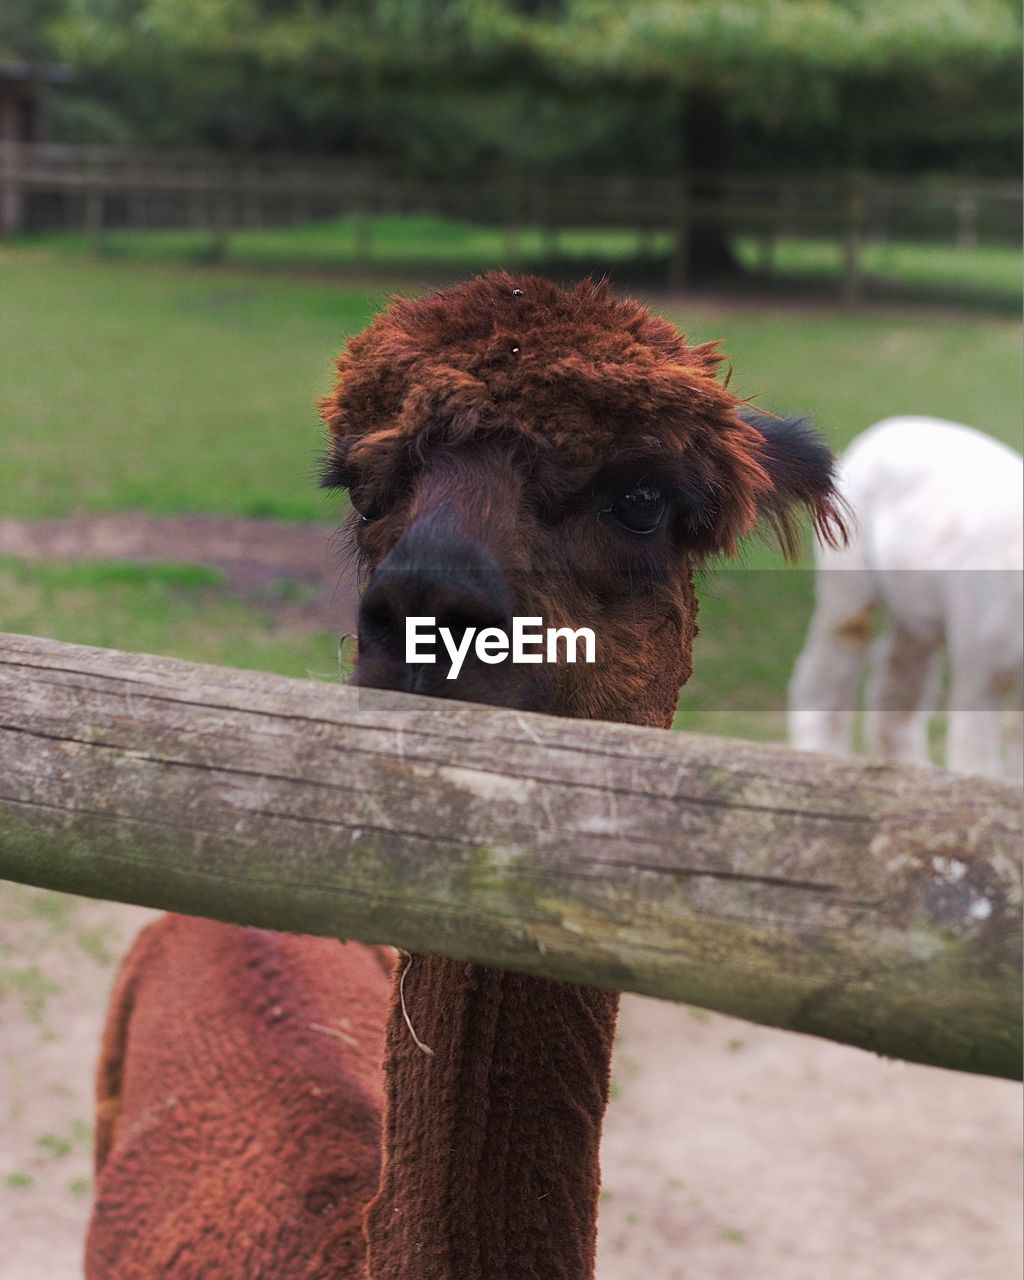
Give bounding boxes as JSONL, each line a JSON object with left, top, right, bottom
{"left": 347, "top": 439, "right": 700, "bottom": 725}
{"left": 321, "top": 274, "right": 844, "bottom": 728}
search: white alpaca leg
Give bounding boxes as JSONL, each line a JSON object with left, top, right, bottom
{"left": 863, "top": 627, "right": 941, "bottom": 766}
{"left": 1004, "top": 699, "right": 1023, "bottom": 784}
{"left": 788, "top": 570, "right": 876, "bottom": 756}
{"left": 946, "top": 604, "right": 1021, "bottom": 779}
{"left": 947, "top": 704, "right": 1003, "bottom": 779}
{"left": 946, "top": 657, "right": 1006, "bottom": 778}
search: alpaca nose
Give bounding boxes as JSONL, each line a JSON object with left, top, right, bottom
{"left": 355, "top": 517, "right": 513, "bottom": 695}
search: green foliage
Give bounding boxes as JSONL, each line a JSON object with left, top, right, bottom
{"left": 517, "top": 0, "right": 1020, "bottom": 83}
{"left": 507, "top": 0, "right": 1022, "bottom": 169}
{"left": 7, "top": 0, "right": 1018, "bottom": 172}
{"left": 0, "top": 555, "right": 340, "bottom": 679}
{"left": 0, "top": 0, "right": 66, "bottom": 60}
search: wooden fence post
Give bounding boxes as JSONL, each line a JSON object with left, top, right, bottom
{"left": 757, "top": 227, "right": 776, "bottom": 276}
{"left": 636, "top": 225, "right": 655, "bottom": 258}
{"left": 84, "top": 185, "right": 104, "bottom": 255}
{"left": 842, "top": 173, "right": 866, "bottom": 307}
{"left": 352, "top": 212, "right": 373, "bottom": 270}
{"left": 352, "top": 210, "right": 373, "bottom": 269}
{"left": 540, "top": 194, "right": 560, "bottom": 262}
{"left": 0, "top": 141, "right": 26, "bottom": 235}
{"left": 502, "top": 169, "right": 523, "bottom": 266}
{"left": 210, "top": 190, "right": 231, "bottom": 262}
{"left": 349, "top": 163, "right": 374, "bottom": 270}
{"left": 955, "top": 191, "right": 979, "bottom": 250}
{"left": 668, "top": 176, "right": 690, "bottom": 291}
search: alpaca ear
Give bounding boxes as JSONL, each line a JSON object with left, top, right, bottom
{"left": 741, "top": 409, "right": 849, "bottom": 560}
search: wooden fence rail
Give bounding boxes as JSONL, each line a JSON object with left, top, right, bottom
{"left": 1, "top": 142, "right": 1020, "bottom": 300}
{"left": 0, "top": 630, "right": 1020, "bottom": 1080}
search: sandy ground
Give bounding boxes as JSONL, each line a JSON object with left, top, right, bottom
{"left": 599, "top": 997, "right": 1021, "bottom": 1280}
{"left": 1, "top": 886, "right": 1020, "bottom": 1280}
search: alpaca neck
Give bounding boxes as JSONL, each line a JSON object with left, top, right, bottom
{"left": 362, "top": 672, "right": 687, "bottom": 1278}
{"left": 364, "top": 959, "right": 618, "bottom": 1279}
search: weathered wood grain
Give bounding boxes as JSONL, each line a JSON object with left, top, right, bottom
{"left": 0, "top": 630, "right": 1019, "bottom": 1079}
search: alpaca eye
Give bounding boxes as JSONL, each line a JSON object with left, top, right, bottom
{"left": 610, "top": 483, "right": 667, "bottom": 534}
{"left": 352, "top": 497, "right": 384, "bottom": 525}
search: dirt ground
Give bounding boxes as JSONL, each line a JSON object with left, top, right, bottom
{"left": 1, "top": 515, "right": 1021, "bottom": 1277}
{"left": 1, "top": 887, "right": 1020, "bottom": 1280}
{"left": 0, "top": 513, "right": 361, "bottom": 635}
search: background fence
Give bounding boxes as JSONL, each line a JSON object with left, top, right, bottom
{"left": 2, "top": 142, "right": 1020, "bottom": 300}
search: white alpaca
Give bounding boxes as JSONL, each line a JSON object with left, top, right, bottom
{"left": 789, "top": 416, "right": 1023, "bottom": 780}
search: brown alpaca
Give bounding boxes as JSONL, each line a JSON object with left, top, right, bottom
{"left": 86, "top": 274, "right": 844, "bottom": 1279}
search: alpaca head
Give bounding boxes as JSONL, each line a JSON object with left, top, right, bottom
{"left": 321, "top": 273, "right": 845, "bottom": 728}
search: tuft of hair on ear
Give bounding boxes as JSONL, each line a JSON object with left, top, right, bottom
{"left": 741, "top": 409, "right": 850, "bottom": 560}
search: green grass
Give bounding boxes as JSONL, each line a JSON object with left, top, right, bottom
{"left": 734, "top": 235, "right": 1020, "bottom": 307}
{"left": 1, "top": 246, "right": 1020, "bottom": 740}
{"left": 22, "top": 213, "right": 1019, "bottom": 308}
{"left": 37, "top": 1134, "right": 73, "bottom": 1159}
{"left": 2, "top": 250, "right": 1019, "bottom": 523}
{"left": 0, "top": 250, "right": 376, "bottom": 520}
{"left": 671, "top": 307, "right": 1022, "bottom": 459}
{"left": 674, "top": 568, "right": 814, "bottom": 741}
{"left": 0, "top": 557, "right": 339, "bottom": 680}
{"left": 24, "top": 214, "right": 673, "bottom": 273}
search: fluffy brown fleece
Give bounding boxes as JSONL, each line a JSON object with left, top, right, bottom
{"left": 321, "top": 272, "right": 842, "bottom": 563}
{"left": 86, "top": 918, "right": 393, "bottom": 1279}
{"left": 88, "top": 272, "right": 845, "bottom": 1280}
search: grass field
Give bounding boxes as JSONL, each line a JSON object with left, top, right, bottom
{"left": 19, "top": 213, "right": 1022, "bottom": 308}
{"left": 733, "top": 236, "right": 1020, "bottom": 306}
{"left": 23, "top": 216, "right": 674, "bottom": 273}
{"left": 0, "top": 558, "right": 339, "bottom": 680}
{"left": 3, "top": 249, "right": 1019, "bottom": 522}
{"left": 1, "top": 246, "right": 1020, "bottom": 739}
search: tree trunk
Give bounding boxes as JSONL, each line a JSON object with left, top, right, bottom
{"left": 679, "top": 91, "right": 742, "bottom": 280}
{"left": 0, "top": 631, "right": 1020, "bottom": 1080}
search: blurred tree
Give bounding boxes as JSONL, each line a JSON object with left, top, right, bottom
{"left": 39, "top": 0, "right": 1021, "bottom": 150}
{"left": 487, "top": 0, "right": 1022, "bottom": 270}
{"left": 1, "top": 0, "right": 66, "bottom": 60}
{"left": 8, "top": 0, "right": 1020, "bottom": 268}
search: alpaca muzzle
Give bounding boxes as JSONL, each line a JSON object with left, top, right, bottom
{"left": 353, "top": 514, "right": 538, "bottom": 708}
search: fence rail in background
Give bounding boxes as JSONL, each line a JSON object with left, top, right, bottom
{"left": 1, "top": 630, "right": 1020, "bottom": 1080}
{"left": 1, "top": 142, "right": 1019, "bottom": 300}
